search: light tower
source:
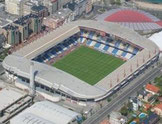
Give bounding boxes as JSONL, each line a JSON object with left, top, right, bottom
{"left": 30, "top": 61, "right": 35, "bottom": 97}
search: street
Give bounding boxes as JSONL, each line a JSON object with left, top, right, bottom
{"left": 83, "top": 64, "right": 162, "bottom": 124}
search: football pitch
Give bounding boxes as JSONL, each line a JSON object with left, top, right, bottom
{"left": 53, "top": 46, "right": 125, "bottom": 85}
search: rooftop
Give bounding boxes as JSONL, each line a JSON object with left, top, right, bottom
{"left": 154, "top": 103, "right": 162, "bottom": 110}
{"left": 10, "top": 101, "right": 81, "bottom": 124}
{"left": 0, "top": 11, "right": 18, "bottom": 22}
{"left": 145, "top": 84, "right": 160, "bottom": 93}
{"left": 14, "top": 14, "right": 38, "bottom": 26}
{"left": 31, "top": 5, "right": 47, "bottom": 12}
{"left": 0, "top": 88, "right": 25, "bottom": 111}
{"left": 3, "top": 24, "right": 18, "bottom": 30}
{"left": 96, "top": 8, "right": 162, "bottom": 31}
{"left": 0, "top": 19, "right": 10, "bottom": 28}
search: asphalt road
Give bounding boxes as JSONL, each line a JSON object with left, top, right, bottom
{"left": 83, "top": 65, "right": 162, "bottom": 124}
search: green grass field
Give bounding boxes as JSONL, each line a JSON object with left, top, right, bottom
{"left": 53, "top": 46, "right": 125, "bottom": 85}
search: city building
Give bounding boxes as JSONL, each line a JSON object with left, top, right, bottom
{"left": 0, "top": 34, "right": 5, "bottom": 48}
{"left": 31, "top": 5, "right": 49, "bottom": 18}
{"left": 58, "top": 0, "right": 72, "bottom": 10}
{"left": 5, "top": 0, "right": 26, "bottom": 16}
{"left": 10, "top": 101, "right": 82, "bottom": 124}
{"left": 0, "top": 3, "right": 5, "bottom": 11}
{"left": 130, "top": 97, "right": 142, "bottom": 111}
{"left": 152, "top": 104, "right": 162, "bottom": 117}
{"left": 0, "top": 87, "right": 32, "bottom": 123}
{"left": 143, "top": 103, "right": 152, "bottom": 111}
{"left": 2, "top": 25, "right": 19, "bottom": 46}
{"left": 109, "top": 111, "right": 127, "bottom": 124}
{"left": 43, "top": 8, "right": 74, "bottom": 29}
{"left": 138, "top": 90, "right": 153, "bottom": 102}
{"left": 43, "top": 0, "right": 58, "bottom": 15}
{"left": 64, "top": 0, "right": 93, "bottom": 18}
{"left": 1, "top": 14, "right": 42, "bottom": 46}
{"left": 0, "top": 19, "right": 10, "bottom": 30}
{"left": 23, "top": 1, "right": 36, "bottom": 16}
{"left": 13, "top": 14, "right": 42, "bottom": 42}
{"left": 145, "top": 84, "right": 160, "bottom": 95}
{"left": 0, "top": 11, "right": 19, "bottom": 22}
{"left": 14, "top": 19, "right": 29, "bottom": 42}
{"left": 85, "top": 0, "right": 93, "bottom": 14}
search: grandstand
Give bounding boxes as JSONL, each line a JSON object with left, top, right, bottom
{"left": 2, "top": 20, "right": 160, "bottom": 104}
{"left": 96, "top": 8, "right": 162, "bottom": 34}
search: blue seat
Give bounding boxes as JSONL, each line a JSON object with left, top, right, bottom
{"left": 51, "top": 50, "right": 56, "bottom": 55}
{"left": 121, "top": 51, "right": 127, "bottom": 57}
{"left": 43, "top": 54, "right": 50, "bottom": 60}
{"left": 115, "top": 41, "right": 121, "bottom": 48}
{"left": 86, "top": 40, "right": 92, "bottom": 46}
{"left": 36, "top": 57, "right": 43, "bottom": 62}
{"left": 121, "top": 45, "right": 130, "bottom": 57}
{"left": 88, "top": 32, "right": 94, "bottom": 39}
{"left": 94, "top": 43, "right": 101, "bottom": 48}
{"left": 112, "top": 48, "right": 118, "bottom": 55}
{"left": 103, "top": 45, "right": 109, "bottom": 51}
{"left": 132, "top": 48, "right": 138, "bottom": 55}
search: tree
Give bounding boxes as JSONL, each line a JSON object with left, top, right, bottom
{"left": 120, "top": 106, "right": 128, "bottom": 116}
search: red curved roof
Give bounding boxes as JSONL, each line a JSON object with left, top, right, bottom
{"left": 104, "top": 9, "right": 153, "bottom": 22}
{"left": 97, "top": 9, "right": 162, "bottom": 31}
{"left": 156, "top": 21, "right": 162, "bottom": 26}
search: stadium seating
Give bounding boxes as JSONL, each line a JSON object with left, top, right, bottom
{"left": 94, "top": 42, "right": 101, "bottom": 49}
{"left": 112, "top": 48, "right": 119, "bottom": 55}
{"left": 132, "top": 48, "right": 139, "bottom": 55}
{"left": 33, "top": 31, "right": 140, "bottom": 63}
{"left": 86, "top": 40, "right": 92, "bottom": 46}
{"left": 103, "top": 45, "right": 109, "bottom": 51}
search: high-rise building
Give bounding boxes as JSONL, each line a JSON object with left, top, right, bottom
{"left": 31, "top": 5, "right": 49, "bottom": 18}
{"left": 43, "top": 0, "right": 58, "bottom": 15}
{"left": 14, "top": 19, "right": 29, "bottom": 42}
{"left": 5, "top": 0, "right": 27, "bottom": 16}
{"left": 30, "top": 14, "right": 42, "bottom": 34}
{"left": 2, "top": 25, "right": 19, "bottom": 45}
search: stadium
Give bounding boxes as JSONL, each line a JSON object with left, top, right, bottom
{"left": 2, "top": 20, "right": 160, "bottom": 104}
{"left": 96, "top": 8, "right": 162, "bottom": 34}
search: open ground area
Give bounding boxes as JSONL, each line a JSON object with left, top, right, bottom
{"left": 53, "top": 46, "right": 125, "bottom": 85}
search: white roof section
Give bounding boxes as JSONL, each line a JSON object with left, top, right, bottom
{"left": 10, "top": 101, "right": 81, "bottom": 124}
{"left": 10, "top": 113, "right": 55, "bottom": 124}
{"left": 149, "top": 31, "right": 162, "bottom": 51}
{"left": 0, "top": 88, "right": 24, "bottom": 111}
{"left": 3, "top": 55, "right": 106, "bottom": 99}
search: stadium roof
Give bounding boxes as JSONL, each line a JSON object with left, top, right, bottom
{"left": 149, "top": 30, "right": 162, "bottom": 51}
{"left": 96, "top": 8, "right": 162, "bottom": 31}
{"left": 13, "top": 20, "right": 158, "bottom": 59}
{"left": 3, "top": 20, "right": 160, "bottom": 100}
{"left": 10, "top": 101, "right": 81, "bottom": 124}
{"left": 3, "top": 55, "right": 106, "bottom": 99}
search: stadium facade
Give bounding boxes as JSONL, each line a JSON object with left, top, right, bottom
{"left": 2, "top": 20, "right": 160, "bottom": 105}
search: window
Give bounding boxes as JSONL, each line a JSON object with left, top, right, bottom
{"left": 40, "top": 84, "right": 44, "bottom": 89}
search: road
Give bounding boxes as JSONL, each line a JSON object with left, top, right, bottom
{"left": 83, "top": 65, "right": 162, "bottom": 124}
